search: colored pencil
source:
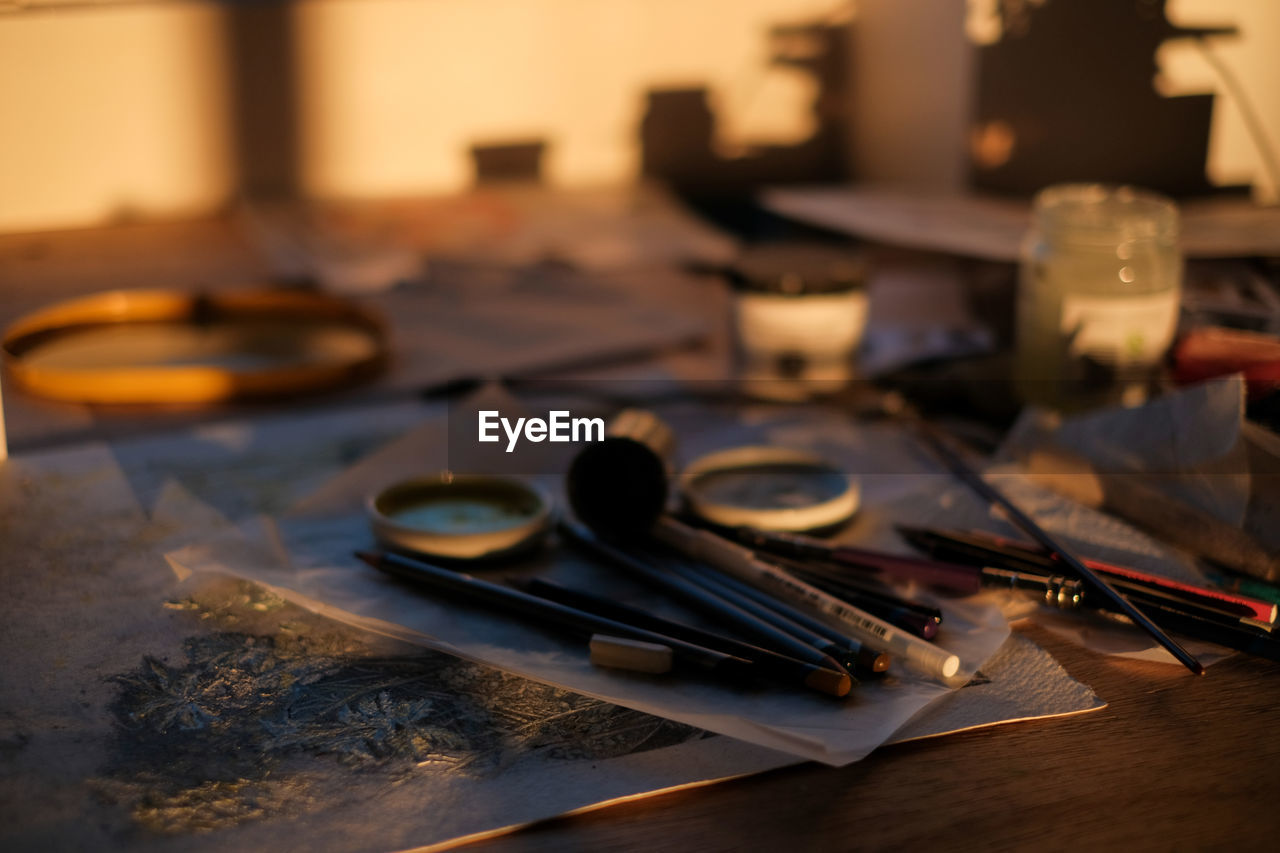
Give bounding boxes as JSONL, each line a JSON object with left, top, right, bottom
{"left": 757, "top": 552, "right": 945, "bottom": 624}
{"left": 1127, "top": 598, "right": 1280, "bottom": 662}
{"left": 656, "top": 555, "right": 892, "bottom": 674}
{"left": 901, "top": 526, "right": 1277, "bottom": 624}
{"left": 768, "top": 563, "right": 941, "bottom": 640}
{"left": 558, "top": 520, "right": 853, "bottom": 679}
{"left": 653, "top": 516, "right": 962, "bottom": 680}
{"left": 520, "top": 577, "right": 863, "bottom": 690}
{"left": 355, "top": 550, "right": 758, "bottom": 683}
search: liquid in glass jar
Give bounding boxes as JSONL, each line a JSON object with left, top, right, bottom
{"left": 1015, "top": 184, "right": 1181, "bottom": 409}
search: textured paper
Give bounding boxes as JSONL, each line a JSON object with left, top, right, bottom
{"left": 167, "top": 507, "right": 1010, "bottom": 767}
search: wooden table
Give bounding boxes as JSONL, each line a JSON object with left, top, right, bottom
{"left": 3, "top": 203, "right": 1278, "bottom": 852}
{"left": 470, "top": 622, "right": 1280, "bottom": 851}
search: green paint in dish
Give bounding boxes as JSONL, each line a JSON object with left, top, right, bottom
{"left": 388, "top": 496, "right": 538, "bottom": 535}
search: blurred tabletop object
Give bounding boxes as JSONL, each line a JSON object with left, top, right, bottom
{"left": 0, "top": 185, "right": 733, "bottom": 451}
{"left": 2, "top": 185, "right": 1279, "bottom": 852}
{"left": 763, "top": 185, "right": 1280, "bottom": 261}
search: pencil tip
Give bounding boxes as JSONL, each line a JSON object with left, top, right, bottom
{"left": 856, "top": 648, "right": 891, "bottom": 673}
{"left": 354, "top": 550, "right": 380, "bottom": 567}
{"left": 806, "top": 666, "right": 854, "bottom": 698}
{"left": 818, "top": 653, "right": 845, "bottom": 671}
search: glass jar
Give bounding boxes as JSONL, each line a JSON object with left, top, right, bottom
{"left": 1014, "top": 184, "right": 1182, "bottom": 409}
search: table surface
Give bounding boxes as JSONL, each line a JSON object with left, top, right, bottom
{"left": 471, "top": 623, "right": 1280, "bottom": 851}
{"left": 2, "top": 198, "right": 1278, "bottom": 852}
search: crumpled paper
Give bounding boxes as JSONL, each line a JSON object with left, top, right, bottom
{"left": 958, "top": 376, "right": 1258, "bottom": 665}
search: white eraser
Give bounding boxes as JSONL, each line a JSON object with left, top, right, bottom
{"left": 589, "top": 634, "right": 674, "bottom": 674}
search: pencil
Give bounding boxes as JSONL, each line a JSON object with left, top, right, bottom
{"left": 558, "top": 520, "right": 853, "bottom": 679}
{"left": 897, "top": 526, "right": 1274, "bottom": 631}
{"left": 1125, "top": 598, "right": 1280, "bottom": 662}
{"left": 354, "top": 550, "right": 758, "bottom": 682}
{"left": 769, "top": 564, "right": 941, "bottom": 640}
{"left": 901, "top": 526, "right": 1277, "bottom": 624}
{"left": 520, "top": 578, "right": 858, "bottom": 693}
{"left": 910, "top": 424, "right": 1205, "bottom": 675}
{"left": 661, "top": 557, "right": 891, "bottom": 673}
{"left": 653, "top": 516, "right": 962, "bottom": 680}
{"left": 666, "top": 557, "right": 892, "bottom": 673}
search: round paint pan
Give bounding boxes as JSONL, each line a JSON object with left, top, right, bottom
{"left": 679, "top": 446, "right": 858, "bottom": 533}
{"left": 367, "top": 474, "right": 553, "bottom": 561}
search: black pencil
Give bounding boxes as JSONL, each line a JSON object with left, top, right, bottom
{"left": 355, "top": 550, "right": 760, "bottom": 684}
{"left": 558, "top": 520, "right": 854, "bottom": 678}
{"left": 754, "top": 553, "right": 945, "bottom": 630}
{"left": 518, "top": 577, "right": 859, "bottom": 692}
{"left": 780, "top": 569, "right": 941, "bottom": 640}
{"left": 1127, "top": 598, "right": 1280, "bottom": 662}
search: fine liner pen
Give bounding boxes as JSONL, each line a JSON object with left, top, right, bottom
{"left": 654, "top": 516, "right": 962, "bottom": 680}
{"left": 519, "top": 577, "right": 876, "bottom": 686}
{"left": 355, "top": 550, "right": 774, "bottom": 689}
{"left": 558, "top": 520, "right": 856, "bottom": 681}
{"left": 658, "top": 553, "right": 892, "bottom": 674}
{"left": 901, "top": 526, "right": 1277, "bottom": 624}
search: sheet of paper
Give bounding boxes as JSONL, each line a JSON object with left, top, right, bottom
{"left": 1001, "top": 376, "right": 1249, "bottom": 525}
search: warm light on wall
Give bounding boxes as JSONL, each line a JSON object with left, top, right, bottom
{"left": 0, "top": 4, "right": 235, "bottom": 233}
{"left": 0, "top": 0, "right": 1275, "bottom": 234}
{"left": 293, "top": 0, "right": 834, "bottom": 198}
{"left": 1159, "top": 0, "right": 1280, "bottom": 202}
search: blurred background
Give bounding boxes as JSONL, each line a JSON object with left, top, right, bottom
{"left": 2, "top": 0, "right": 1277, "bottom": 234}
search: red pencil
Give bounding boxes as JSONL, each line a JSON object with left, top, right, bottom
{"left": 912, "top": 527, "right": 1277, "bottom": 624}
